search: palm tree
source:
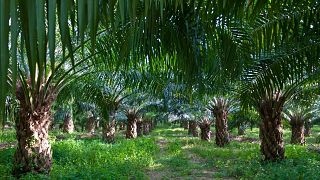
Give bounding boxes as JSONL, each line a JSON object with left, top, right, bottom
{"left": 198, "top": 117, "right": 212, "bottom": 141}
{"left": 238, "top": 0, "right": 320, "bottom": 161}
{"left": 283, "top": 106, "right": 314, "bottom": 145}
{"left": 86, "top": 113, "right": 96, "bottom": 133}
{"left": 4, "top": 96, "right": 19, "bottom": 129}
{"left": 53, "top": 107, "right": 74, "bottom": 133}
{"left": 73, "top": 102, "right": 97, "bottom": 133}
{"left": 13, "top": 50, "right": 96, "bottom": 176}
{"left": 188, "top": 120, "right": 199, "bottom": 137}
{"left": 77, "top": 72, "right": 131, "bottom": 143}
{"left": 229, "top": 108, "right": 259, "bottom": 136}
{"left": 123, "top": 93, "right": 160, "bottom": 139}
{"left": 125, "top": 108, "right": 139, "bottom": 139}
{"left": 136, "top": 117, "right": 144, "bottom": 137}
{"left": 208, "top": 97, "right": 231, "bottom": 147}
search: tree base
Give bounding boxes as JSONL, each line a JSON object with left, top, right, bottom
{"left": 199, "top": 121, "right": 211, "bottom": 141}
{"left": 102, "top": 121, "right": 116, "bottom": 143}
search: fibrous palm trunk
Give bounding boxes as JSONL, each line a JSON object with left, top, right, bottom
{"left": 63, "top": 113, "right": 74, "bottom": 133}
{"left": 304, "top": 121, "right": 311, "bottom": 137}
{"left": 13, "top": 84, "right": 55, "bottom": 177}
{"left": 137, "top": 120, "right": 143, "bottom": 136}
{"left": 119, "top": 122, "right": 126, "bottom": 130}
{"left": 86, "top": 116, "right": 95, "bottom": 133}
{"left": 143, "top": 121, "right": 150, "bottom": 135}
{"left": 290, "top": 119, "right": 305, "bottom": 145}
{"left": 126, "top": 113, "right": 137, "bottom": 139}
{"left": 102, "top": 121, "right": 116, "bottom": 143}
{"left": 188, "top": 121, "right": 198, "bottom": 137}
{"left": 258, "top": 97, "right": 285, "bottom": 161}
{"left": 199, "top": 120, "right": 211, "bottom": 141}
{"left": 213, "top": 109, "right": 229, "bottom": 147}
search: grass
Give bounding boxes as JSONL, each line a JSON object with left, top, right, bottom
{"left": 148, "top": 125, "right": 320, "bottom": 179}
{"left": 0, "top": 130, "right": 158, "bottom": 179}
{"left": 0, "top": 125, "right": 320, "bottom": 179}
{"left": 0, "top": 129, "right": 16, "bottom": 143}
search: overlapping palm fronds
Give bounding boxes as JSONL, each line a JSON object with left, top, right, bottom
{"left": 239, "top": 0, "right": 320, "bottom": 109}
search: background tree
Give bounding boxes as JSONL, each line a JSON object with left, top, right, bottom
{"left": 209, "top": 97, "right": 231, "bottom": 147}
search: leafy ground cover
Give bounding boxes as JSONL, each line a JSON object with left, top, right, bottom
{"left": 0, "top": 125, "right": 320, "bottom": 179}
{"left": 0, "top": 130, "right": 158, "bottom": 179}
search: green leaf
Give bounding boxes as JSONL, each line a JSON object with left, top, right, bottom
{"left": 48, "top": 0, "right": 56, "bottom": 71}
{"left": 36, "top": 0, "right": 46, "bottom": 86}
{"left": 160, "top": 0, "right": 164, "bottom": 19}
{"left": 77, "top": 0, "right": 87, "bottom": 54}
{"left": 119, "top": 0, "right": 125, "bottom": 23}
{"left": 59, "top": 0, "right": 74, "bottom": 66}
{"left": 26, "top": 1, "right": 38, "bottom": 90}
{"left": 88, "top": 0, "right": 99, "bottom": 52}
{"left": 145, "top": 0, "right": 149, "bottom": 16}
{"left": 10, "top": 0, "right": 18, "bottom": 95}
{"left": 0, "top": 0, "right": 10, "bottom": 123}
{"left": 132, "top": 0, "right": 137, "bottom": 20}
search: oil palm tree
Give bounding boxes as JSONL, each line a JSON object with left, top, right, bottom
{"left": 229, "top": 108, "right": 259, "bottom": 135}
{"left": 123, "top": 93, "right": 160, "bottom": 139}
{"left": 283, "top": 106, "right": 314, "bottom": 145}
{"left": 239, "top": 0, "right": 320, "bottom": 161}
{"left": 77, "top": 72, "right": 131, "bottom": 143}
{"left": 53, "top": 107, "right": 74, "bottom": 133}
{"left": 198, "top": 117, "right": 212, "bottom": 141}
{"left": 208, "top": 97, "right": 231, "bottom": 147}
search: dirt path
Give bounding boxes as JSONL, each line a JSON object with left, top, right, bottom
{"left": 145, "top": 138, "right": 170, "bottom": 180}
{"left": 146, "top": 133, "right": 220, "bottom": 179}
{"left": 145, "top": 128, "right": 237, "bottom": 179}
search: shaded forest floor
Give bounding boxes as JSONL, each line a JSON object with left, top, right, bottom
{"left": 0, "top": 125, "right": 320, "bottom": 179}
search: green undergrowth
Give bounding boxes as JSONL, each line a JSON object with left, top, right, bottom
{"left": 189, "top": 140, "right": 320, "bottom": 179}
{"left": 0, "top": 129, "right": 16, "bottom": 143}
{"left": 150, "top": 125, "right": 320, "bottom": 179}
{"left": 0, "top": 125, "right": 320, "bottom": 179}
{"left": 0, "top": 132, "right": 158, "bottom": 179}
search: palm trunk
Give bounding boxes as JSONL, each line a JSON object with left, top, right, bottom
{"left": 102, "top": 112, "right": 117, "bottom": 143}
{"left": 213, "top": 109, "right": 229, "bottom": 147}
{"left": 137, "top": 120, "right": 143, "bottom": 136}
{"left": 199, "top": 120, "right": 211, "bottom": 141}
{"left": 102, "top": 121, "right": 116, "bottom": 143}
{"left": 238, "top": 125, "right": 245, "bottom": 135}
{"left": 304, "top": 121, "right": 311, "bottom": 137}
{"left": 258, "top": 97, "right": 285, "bottom": 161}
{"left": 143, "top": 121, "right": 150, "bottom": 135}
{"left": 182, "top": 121, "right": 189, "bottom": 130}
{"left": 86, "top": 116, "right": 95, "bottom": 133}
{"left": 63, "top": 113, "right": 74, "bottom": 133}
{"left": 126, "top": 114, "right": 137, "bottom": 139}
{"left": 13, "top": 85, "right": 54, "bottom": 177}
{"left": 290, "top": 119, "right": 305, "bottom": 145}
{"left": 119, "top": 122, "right": 126, "bottom": 130}
{"left": 188, "top": 121, "right": 198, "bottom": 137}
{"left": 151, "top": 120, "right": 157, "bottom": 130}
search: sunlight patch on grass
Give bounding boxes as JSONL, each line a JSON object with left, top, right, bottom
{"left": 181, "top": 144, "right": 195, "bottom": 149}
